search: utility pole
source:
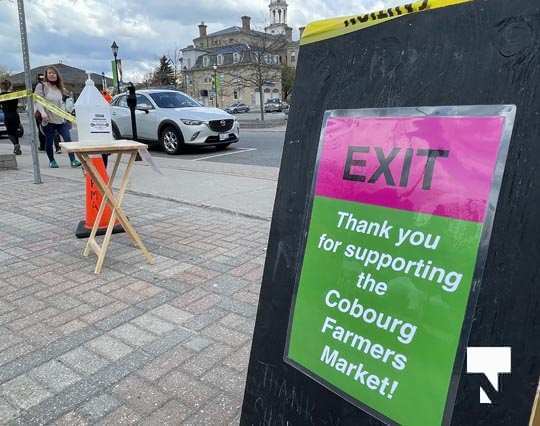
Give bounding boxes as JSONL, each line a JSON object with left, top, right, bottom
{"left": 111, "top": 41, "right": 120, "bottom": 94}
{"left": 17, "top": 0, "right": 41, "bottom": 184}
{"left": 213, "top": 65, "right": 218, "bottom": 108}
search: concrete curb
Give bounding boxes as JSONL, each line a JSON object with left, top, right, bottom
{"left": 0, "top": 154, "right": 18, "bottom": 170}
{"left": 125, "top": 189, "right": 272, "bottom": 222}
{"left": 239, "top": 119, "right": 287, "bottom": 129}
{"left": 15, "top": 168, "right": 273, "bottom": 222}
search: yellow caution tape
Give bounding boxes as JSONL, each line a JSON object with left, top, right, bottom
{"left": 301, "top": 0, "right": 473, "bottom": 46}
{"left": 0, "top": 89, "right": 31, "bottom": 102}
{"left": 33, "top": 94, "right": 76, "bottom": 124}
{"left": 0, "top": 89, "right": 75, "bottom": 123}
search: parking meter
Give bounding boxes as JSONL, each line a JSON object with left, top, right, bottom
{"left": 126, "top": 83, "right": 138, "bottom": 141}
{"left": 126, "top": 83, "right": 141, "bottom": 161}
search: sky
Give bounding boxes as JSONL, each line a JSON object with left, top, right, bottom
{"left": 1, "top": 0, "right": 401, "bottom": 82}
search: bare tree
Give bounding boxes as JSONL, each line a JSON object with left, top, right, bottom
{"left": 227, "top": 32, "right": 286, "bottom": 121}
{"left": 0, "top": 66, "right": 10, "bottom": 81}
{"left": 138, "top": 72, "right": 154, "bottom": 89}
{"left": 167, "top": 46, "right": 182, "bottom": 89}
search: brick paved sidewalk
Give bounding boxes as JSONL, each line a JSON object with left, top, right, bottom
{"left": 0, "top": 170, "right": 269, "bottom": 425}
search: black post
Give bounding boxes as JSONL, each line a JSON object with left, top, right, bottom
{"left": 126, "top": 83, "right": 141, "bottom": 161}
{"left": 126, "top": 82, "right": 137, "bottom": 141}
{"left": 213, "top": 66, "right": 219, "bottom": 108}
{"left": 114, "top": 55, "right": 120, "bottom": 94}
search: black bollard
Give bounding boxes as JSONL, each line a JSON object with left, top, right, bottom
{"left": 126, "top": 82, "right": 137, "bottom": 141}
{"left": 126, "top": 82, "right": 141, "bottom": 161}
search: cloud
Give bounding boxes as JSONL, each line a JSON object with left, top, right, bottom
{"left": 0, "top": 0, "right": 403, "bottom": 81}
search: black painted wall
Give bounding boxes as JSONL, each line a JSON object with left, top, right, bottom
{"left": 241, "top": 1, "right": 540, "bottom": 424}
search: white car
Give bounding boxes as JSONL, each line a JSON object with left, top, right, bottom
{"left": 111, "top": 89, "right": 239, "bottom": 154}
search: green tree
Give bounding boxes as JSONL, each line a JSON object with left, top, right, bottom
{"left": 153, "top": 55, "right": 175, "bottom": 87}
{"left": 281, "top": 65, "right": 295, "bottom": 102}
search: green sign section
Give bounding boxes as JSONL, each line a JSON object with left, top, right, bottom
{"left": 287, "top": 196, "right": 483, "bottom": 425}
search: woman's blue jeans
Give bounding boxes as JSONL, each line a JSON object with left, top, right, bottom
{"left": 42, "top": 122, "right": 75, "bottom": 162}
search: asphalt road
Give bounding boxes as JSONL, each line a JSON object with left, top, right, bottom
{"left": 148, "top": 129, "right": 285, "bottom": 168}
{"left": 15, "top": 116, "right": 286, "bottom": 168}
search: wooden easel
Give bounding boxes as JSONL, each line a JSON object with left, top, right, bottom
{"left": 531, "top": 379, "right": 540, "bottom": 426}
{"left": 61, "top": 140, "right": 154, "bottom": 273}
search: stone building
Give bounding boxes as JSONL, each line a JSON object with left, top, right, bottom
{"left": 181, "top": 0, "right": 302, "bottom": 108}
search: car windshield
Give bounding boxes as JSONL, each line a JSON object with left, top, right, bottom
{"left": 149, "top": 92, "right": 201, "bottom": 109}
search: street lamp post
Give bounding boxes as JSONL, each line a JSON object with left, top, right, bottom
{"left": 111, "top": 41, "right": 120, "bottom": 94}
{"left": 212, "top": 65, "right": 218, "bottom": 108}
{"left": 16, "top": 0, "right": 41, "bottom": 184}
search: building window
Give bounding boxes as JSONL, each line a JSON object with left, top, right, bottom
{"left": 217, "top": 55, "right": 224, "bottom": 65}
{"left": 233, "top": 53, "right": 240, "bottom": 64}
{"left": 203, "top": 56, "right": 209, "bottom": 67}
{"left": 234, "top": 90, "right": 239, "bottom": 100}
{"left": 291, "top": 53, "right": 296, "bottom": 64}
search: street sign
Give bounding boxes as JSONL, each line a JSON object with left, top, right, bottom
{"left": 285, "top": 106, "right": 515, "bottom": 426}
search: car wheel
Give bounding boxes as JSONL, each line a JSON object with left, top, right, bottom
{"left": 160, "top": 125, "right": 184, "bottom": 155}
{"left": 216, "top": 143, "right": 231, "bottom": 151}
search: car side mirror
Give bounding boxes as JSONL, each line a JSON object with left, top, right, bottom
{"left": 137, "top": 104, "right": 152, "bottom": 113}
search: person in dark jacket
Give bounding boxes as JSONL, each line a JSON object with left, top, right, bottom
{"left": 0, "top": 80, "right": 22, "bottom": 155}
{"left": 33, "top": 74, "right": 47, "bottom": 151}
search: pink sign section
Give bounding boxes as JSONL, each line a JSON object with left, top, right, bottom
{"left": 315, "top": 116, "right": 505, "bottom": 223}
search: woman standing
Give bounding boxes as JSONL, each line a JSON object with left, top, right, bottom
{"left": 34, "top": 66, "right": 80, "bottom": 168}
{"left": 0, "top": 80, "right": 22, "bottom": 155}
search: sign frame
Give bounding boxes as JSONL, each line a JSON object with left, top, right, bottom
{"left": 283, "top": 105, "right": 516, "bottom": 425}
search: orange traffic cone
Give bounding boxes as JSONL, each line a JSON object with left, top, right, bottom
{"left": 75, "top": 157, "right": 124, "bottom": 238}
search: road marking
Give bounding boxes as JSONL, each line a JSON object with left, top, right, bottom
{"left": 193, "top": 148, "right": 257, "bottom": 161}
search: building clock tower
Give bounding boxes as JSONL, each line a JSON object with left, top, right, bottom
{"left": 265, "top": 0, "right": 290, "bottom": 36}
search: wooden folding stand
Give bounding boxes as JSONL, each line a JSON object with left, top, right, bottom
{"left": 60, "top": 140, "right": 155, "bottom": 274}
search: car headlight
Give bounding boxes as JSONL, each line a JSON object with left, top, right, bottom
{"left": 181, "top": 119, "right": 204, "bottom": 126}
